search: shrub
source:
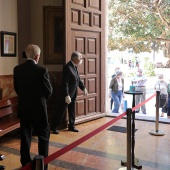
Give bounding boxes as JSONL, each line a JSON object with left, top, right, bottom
{"left": 143, "top": 57, "right": 156, "bottom": 76}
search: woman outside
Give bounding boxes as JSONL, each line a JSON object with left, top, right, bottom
{"left": 154, "top": 74, "right": 168, "bottom": 117}
{"left": 109, "top": 70, "right": 124, "bottom": 113}
{"left": 109, "top": 67, "right": 120, "bottom": 110}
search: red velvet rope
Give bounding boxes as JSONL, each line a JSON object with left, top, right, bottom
{"left": 132, "top": 93, "right": 156, "bottom": 112}
{"left": 21, "top": 93, "right": 156, "bottom": 170}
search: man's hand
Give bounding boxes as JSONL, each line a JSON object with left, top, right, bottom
{"left": 84, "top": 88, "right": 88, "bottom": 95}
{"left": 65, "top": 96, "right": 71, "bottom": 104}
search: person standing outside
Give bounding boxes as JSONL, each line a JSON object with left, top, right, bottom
{"left": 52, "top": 51, "right": 88, "bottom": 134}
{"left": 135, "top": 62, "right": 140, "bottom": 69}
{"left": 128, "top": 60, "right": 132, "bottom": 69}
{"left": 154, "top": 74, "right": 168, "bottom": 117}
{"left": 109, "top": 70, "right": 124, "bottom": 113}
{"left": 109, "top": 67, "right": 120, "bottom": 110}
{"left": 132, "top": 68, "right": 147, "bottom": 114}
{"left": 13, "top": 44, "right": 53, "bottom": 170}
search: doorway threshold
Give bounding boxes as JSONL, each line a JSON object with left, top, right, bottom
{"left": 106, "top": 112, "right": 170, "bottom": 124}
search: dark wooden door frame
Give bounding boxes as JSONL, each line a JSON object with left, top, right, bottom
{"left": 64, "top": 0, "right": 106, "bottom": 119}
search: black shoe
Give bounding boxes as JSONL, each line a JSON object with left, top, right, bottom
{"left": 68, "top": 126, "right": 79, "bottom": 132}
{"left": 0, "top": 165, "right": 5, "bottom": 170}
{"left": 135, "top": 111, "right": 139, "bottom": 113}
{"left": 52, "top": 129, "right": 59, "bottom": 134}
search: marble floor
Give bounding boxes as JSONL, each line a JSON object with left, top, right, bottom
{"left": 0, "top": 117, "right": 170, "bottom": 170}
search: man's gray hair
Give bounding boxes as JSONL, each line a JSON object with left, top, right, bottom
{"left": 115, "top": 70, "right": 123, "bottom": 76}
{"left": 158, "top": 74, "right": 163, "bottom": 79}
{"left": 25, "top": 44, "right": 41, "bottom": 59}
{"left": 71, "top": 51, "right": 82, "bottom": 61}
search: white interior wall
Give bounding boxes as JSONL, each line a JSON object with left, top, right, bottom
{"left": 0, "top": 0, "right": 63, "bottom": 75}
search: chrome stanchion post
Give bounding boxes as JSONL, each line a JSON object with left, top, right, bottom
{"left": 119, "top": 109, "right": 132, "bottom": 170}
{"left": 156, "top": 91, "right": 160, "bottom": 132}
{"left": 32, "top": 155, "right": 44, "bottom": 170}
{"left": 150, "top": 91, "right": 165, "bottom": 136}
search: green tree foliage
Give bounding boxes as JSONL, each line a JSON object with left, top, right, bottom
{"left": 108, "top": 0, "right": 170, "bottom": 56}
{"left": 143, "top": 57, "right": 156, "bottom": 76}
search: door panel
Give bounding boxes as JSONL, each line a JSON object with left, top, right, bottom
{"left": 72, "top": 31, "right": 100, "bottom": 117}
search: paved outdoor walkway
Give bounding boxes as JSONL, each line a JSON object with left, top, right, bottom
{"left": 107, "top": 75, "right": 170, "bottom": 123}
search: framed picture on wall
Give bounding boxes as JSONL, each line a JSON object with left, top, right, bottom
{"left": 43, "top": 6, "right": 64, "bottom": 64}
{"left": 1, "top": 31, "right": 16, "bottom": 57}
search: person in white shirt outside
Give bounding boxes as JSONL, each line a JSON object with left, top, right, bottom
{"left": 132, "top": 68, "right": 147, "bottom": 114}
{"left": 154, "top": 74, "right": 168, "bottom": 117}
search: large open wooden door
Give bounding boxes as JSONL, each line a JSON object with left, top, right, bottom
{"left": 65, "top": 0, "right": 106, "bottom": 123}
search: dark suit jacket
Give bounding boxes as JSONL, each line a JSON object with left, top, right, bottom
{"left": 13, "top": 60, "right": 53, "bottom": 121}
{"left": 62, "top": 61, "right": 85, "bottom": 98}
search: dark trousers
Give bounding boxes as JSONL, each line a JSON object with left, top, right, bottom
{"left": 68, "top": 95, "right": 76, "bottom": 126}
{"left": 52, "top": 93, "right": 77, "bottom": 130}
{"left": 20, "top": 119, "right": 50, "bottom": 170}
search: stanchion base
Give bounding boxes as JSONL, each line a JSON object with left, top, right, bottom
{"left": 121, "top": 158, "right": 142, "bottom": 169}
{"left": 0, "top": 165, "right": 5, "bottom": 170}
{"left": 121, "top": 160, "right": 127, "bottom": 166}
{"left": 149, "top": 130, "right": 165, "bottom": 136}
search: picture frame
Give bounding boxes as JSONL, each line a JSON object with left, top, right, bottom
{"left": 43, "top": 6, "right": 64, "bottom": 64}
{"left": 1, "top": 31, "right": 16, "bottom": 57}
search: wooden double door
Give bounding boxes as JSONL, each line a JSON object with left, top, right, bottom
{"left": 64, "top": 0, "right": 106, "bottom": 123}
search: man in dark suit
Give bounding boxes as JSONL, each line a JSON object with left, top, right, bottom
{"left": 13, "top": 44, "right": 52, "bottom": 170}
{"left": 52, "top": 51, "right": 88, "bottom": 134}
